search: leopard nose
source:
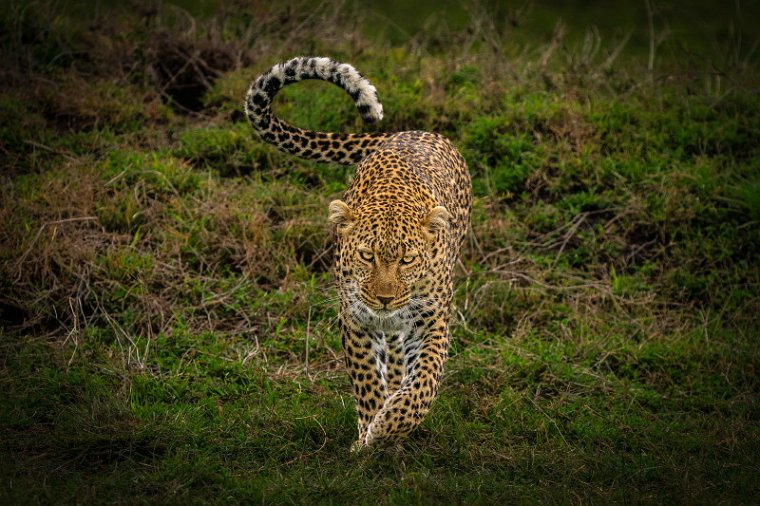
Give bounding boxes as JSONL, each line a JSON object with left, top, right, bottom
{"left": 377, "top": 295, "right": 394, "bottom": 306}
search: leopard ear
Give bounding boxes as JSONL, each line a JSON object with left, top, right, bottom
{"left": 329, "top": 200, "right": 354, "bottom": 233}
{"left": 422, "top": 205, "right": 450, "bottom": 240}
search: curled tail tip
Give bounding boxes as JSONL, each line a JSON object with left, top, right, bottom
{"left": 246, "top": 56, "right": 384, "bottom": 122}
{"left": 312, "top": 57, "right": 384, "bottom": 123}
{"left": 332, "top": 60, "right": 384, "bottom": 123}
{"left": 244, "top": 56, "right": 384, "bottom": 149}
{"left": 358, "top": 94, "right": 384, "bottom": 123}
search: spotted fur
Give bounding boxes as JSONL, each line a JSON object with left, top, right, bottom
{"left": 246, "top": 57, "right": 472, "bottom": 449}
{"left": 245, "top": 56, "right": 387, "bottom": 165}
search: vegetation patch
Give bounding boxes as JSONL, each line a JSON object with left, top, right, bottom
{"left": 1, "top": 0, "right": 758, "bottom": 503}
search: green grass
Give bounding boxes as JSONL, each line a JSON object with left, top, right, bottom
{"left": 1, "top": 0, "right": 759, "bottom": 504}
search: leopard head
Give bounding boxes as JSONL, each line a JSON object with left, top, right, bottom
{"left": 329, "top": 199, "right": 449, "bottom": 317}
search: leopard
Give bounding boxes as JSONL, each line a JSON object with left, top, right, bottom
{"left": 245, "top": 56, "right": 472, "bottom": 450}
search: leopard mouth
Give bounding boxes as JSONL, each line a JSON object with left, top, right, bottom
{"left": 364, "top": 299, "right": 412, "bottom": 318}
{"left": 356, "top": 297, "right": 399, "bottom": 317}
{"left": 345, "top": 284, "right": 407, "bottom": 318}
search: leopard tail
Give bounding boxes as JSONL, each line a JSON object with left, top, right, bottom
{"left": 245, "top": 56, "right": 389, "bottom": 165}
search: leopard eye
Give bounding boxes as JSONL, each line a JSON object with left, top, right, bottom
{"left": 400, "top": 253, "right": 416, "bottom": 265}
{"left": 359, "top": 250, "right": 374, "bottom": 262}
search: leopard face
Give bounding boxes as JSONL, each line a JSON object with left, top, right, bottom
{"left": 330, "top": 200, "right": 450, "bottom": 319}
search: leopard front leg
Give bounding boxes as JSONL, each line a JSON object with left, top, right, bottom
{"left": 361, "top": 325, "right": 449, "bottom": 447}
{"left": 339, "top": 318, "right": 388, "bottom": 448}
